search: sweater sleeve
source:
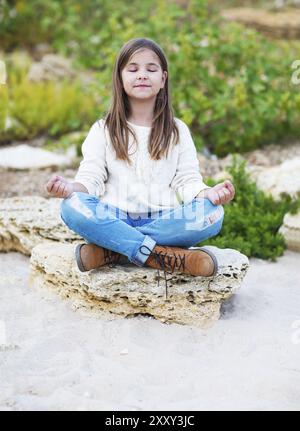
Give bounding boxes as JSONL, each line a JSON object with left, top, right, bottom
{"left": 73, "top": 120, "right": 108, "bottom": 196}
{"left": 170, "top": 119, "right": 211, "bottom": 204}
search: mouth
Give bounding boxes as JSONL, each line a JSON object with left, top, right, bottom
{"left": 134, "top": 85, "right": 151, "bottom": 88}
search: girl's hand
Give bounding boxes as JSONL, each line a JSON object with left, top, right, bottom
{"left": 46, "top": 174, "right": 74, "bottom": 199}
{"left": 197, "top": 180, "right": 235, "bottom": 205}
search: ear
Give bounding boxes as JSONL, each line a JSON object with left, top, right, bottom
{"left": 161, "top": 71, "right": 167, "bottom": 88}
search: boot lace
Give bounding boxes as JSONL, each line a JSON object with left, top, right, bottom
{"left": 103, "top": 248, "right": 122, "bottom": 268}
{"left": 138, "top": 245, "right": 185, "bottom": 300}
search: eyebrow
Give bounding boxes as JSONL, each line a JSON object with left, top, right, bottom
{"left": 127, "top": 62, "right": 159, "bottom": 67}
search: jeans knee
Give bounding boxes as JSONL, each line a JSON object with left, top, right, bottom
{"left": 207, "top": 204, "right": 224, "bottom": 224}
{"left": 60, "top": 192, "right": 94, "bottom": 224}
{"left": 60, "top": 195, "right": 73, "bottom": 224}
{"left": 213, "top": 205, "right": 224, "bottom": 234}
{"left": 205, "top": 205, "right": 224, "bottom": 235}
{"left": 60, "top": 192, "right": 74, "bottom": 215}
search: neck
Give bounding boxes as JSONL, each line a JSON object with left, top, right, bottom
{"left": 127, "top": 98, "right": 155, "bottom": 126}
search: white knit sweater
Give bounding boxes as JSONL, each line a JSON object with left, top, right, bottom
{"left": 74, "top": 117, "right": 211, "bottom": 213}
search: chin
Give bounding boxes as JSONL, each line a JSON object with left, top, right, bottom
{"left": 131, "top": 94, "right": 153, "bottom": 100}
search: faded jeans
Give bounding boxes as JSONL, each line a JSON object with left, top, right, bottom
{"left": 60, "top": 192, "right": 224, "bottom": 267}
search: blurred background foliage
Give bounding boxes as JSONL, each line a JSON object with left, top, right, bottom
{"left": 1, "top": 0, "right": 300, "bottom": 156}
{"left": 1, "top": 0, "right": 300, "bottom": 259}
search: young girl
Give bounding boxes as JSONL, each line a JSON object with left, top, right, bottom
{"left": 46, "top": 38, "right": 235, "bottom": 299}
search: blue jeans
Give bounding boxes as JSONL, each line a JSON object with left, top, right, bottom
{"left": 60, "top": 192, "right": 224, "bottom": 267}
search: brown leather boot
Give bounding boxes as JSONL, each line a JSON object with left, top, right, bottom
{"left": 75, "top": 243, "right": 127, "bottom": 272}
{"left": 138, "top": 244, "right": 218, "bottom": 299}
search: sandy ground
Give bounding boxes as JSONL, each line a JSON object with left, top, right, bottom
{"left": 0, "top": 250, "right": 300, "bottom": 411}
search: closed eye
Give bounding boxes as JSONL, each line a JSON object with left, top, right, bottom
{"left": 129, "top": 70, "right": 157, "bottom": 73}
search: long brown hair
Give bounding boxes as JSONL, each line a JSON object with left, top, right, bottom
{"left": 104, "top": 38, "right": 179, "bottom": 164}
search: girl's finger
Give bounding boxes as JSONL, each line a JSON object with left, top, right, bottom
{"left": 61, "top": 183, "right": 68, "bottom": 198}
{"left": 223, "top": 188, "right": 233, "bottom": 203}
{"left": 47, "top": 176, "right": 61, "bottom": 193}
{"left": 57, "top": 182, "right": 65, "bottom": 197}
{"left": 217, "top": 189, "right": 226, "bottom": 204}
{"left": 59, "top": 182, "right": 65, "bottom": 196}
{"left": 46, "top": 177, "right": 55, "bottom": 190}
{"left": 214, "top": 182, "right": 226, "bottom": 191}
{"left": 209, "top": 190, "right": 220, "bottom": 205}
{"left": 225, "top": 180, "right": 235, "bottom": 195}
{"left": 49, "top": 174, "right": 60, "bottom": 184}
{"left": 52, "top": 180, "right": 62, "bottom": 195}
{"left": 48, "top": 179, "right": 58, "bottom": 194}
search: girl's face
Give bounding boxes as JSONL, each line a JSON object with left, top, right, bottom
{"left": 121, "top": 48, "right": 167, "bottom": 102}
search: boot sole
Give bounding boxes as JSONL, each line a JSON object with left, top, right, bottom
{"left": 196, "top": 246, "right": 218, "bottom": 276}
{"left": 75, "top": 243, "right": 87, "bottom": 272}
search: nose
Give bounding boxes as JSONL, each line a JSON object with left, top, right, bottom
{"left": 137, "top": 69, "right": 148, "bottom": 80}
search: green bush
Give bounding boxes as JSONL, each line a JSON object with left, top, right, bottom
{"left": 198, "top": 155, "right": 300, "bottom": 260}
{"left": 0, "top": 67, "right": 99, "bottom": 142}
{"left": 1, "top": 0, "right": 300, "bottom": 154}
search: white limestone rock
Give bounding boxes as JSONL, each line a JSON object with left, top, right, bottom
{"left": 279, "top": 211, "right": 300, "bottom": 252}
{"left": 246, "top": 158, "right": 300, "bottom": 201}
{"left": 29, "top": 242, "right": 249, "bottom": 328}
{"left": 0, "top": 196, "right": 80, "bottom": 255}
{"left": 214, "top": 158, "right": 300, "bottom": 202}
{"left": 0, "top": 144, "right": 76, "bottom": 170}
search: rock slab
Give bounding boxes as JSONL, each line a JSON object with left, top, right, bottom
{"left": 29, "top": 242, "right": 249, "bottom": 328}
{"left": 0, "top": 196, "right": 80, "bottom": 255}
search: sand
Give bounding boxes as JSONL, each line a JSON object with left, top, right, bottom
{"left": 0, "top": 249, "right": 299, "bottom": 411}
